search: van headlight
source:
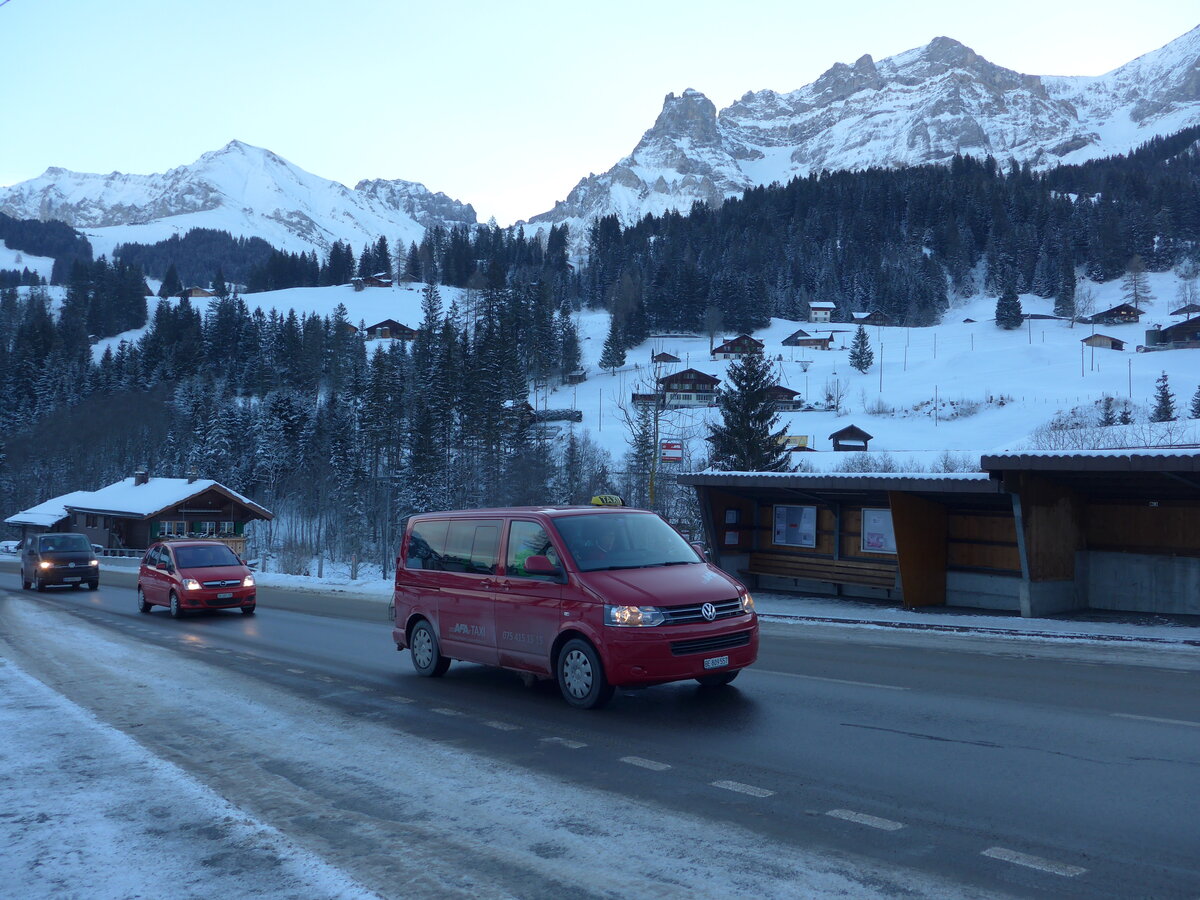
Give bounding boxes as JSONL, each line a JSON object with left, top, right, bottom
{"left": 183, "top": 578, "right": 202, "bottom": 591}
{"left": 605, "top": 605, "right": 665, "bottom": 627}
{"left": 740, "top": 592, "right": 755, "bottom": 613}
{"left": 39, "top": 561, "right": 52, "bottom": 569}
{"left": 242, "top": 574, "right": 255, "bottom": 588}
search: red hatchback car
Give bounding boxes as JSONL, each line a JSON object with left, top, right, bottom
{"left": 137, "top": 540, "right": 257, "bottom": 618}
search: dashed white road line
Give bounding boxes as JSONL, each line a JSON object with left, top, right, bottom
{"left": 484, "top": 720, "right": 521, "bottom": 731}
{"left": 347, "top": 685, "right": 371, "bottom": 692}
{"left": 1112, "top": 712, "right": 1200, "bottom": 728}
{"left": 711, "top": 780, "right": 774, "bottom": 798}
{"left": 982, "top": 847, "right": 1086, "bottom": 877}
{"left": 541, "top": 736, "right": 586, "bottom": 749}
{"left": 285, "top": 668, "right": 306, "bottom": 674}
{"left": 620, "top": 756, "right": 671, "bottom": 771}
{"left": 432, "top": 707, "right": 463, "bottom": 717}
{"left": 826, "top": 809, "right": 905, "bottom": 831}
{"left": 762, "top": 670, "right": 908, "bottom": 691}
{"left": 387, "top": 695, "right": 413, "bottom": 704}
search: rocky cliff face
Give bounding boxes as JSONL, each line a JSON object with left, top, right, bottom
{"left": 529, "top": 27, "right": 1200, "bottom": 241}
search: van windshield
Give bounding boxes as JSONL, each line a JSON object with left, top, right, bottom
{"left": 38, "top": 534, "right": 91, "bottom": 553}
{"left": 554, "top": 513, "right": 699, "bottom": 572}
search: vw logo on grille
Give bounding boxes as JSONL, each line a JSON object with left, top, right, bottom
{"left": 701, "top": 602, "right": 717, "bottom": 621}
{"left": 68, "top": 562, "right": 75, "bottom": 568}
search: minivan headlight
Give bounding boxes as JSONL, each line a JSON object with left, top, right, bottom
{"left": 605, "top": 605, "right": 665, "bottom": 627}
{"left": 89, "top": 559, "right": 99, "bottom": 566}
{"left": 183, "top": 578, "right": 202, "bottom": 591}
{"left": 740, "top": 592, "right": 756, "bottom": 613}
{"left": 39, "top": 561, "right": 52, "bottom": 569}
{"left": 242, "top": 574, "right": 255, "bottom": 588}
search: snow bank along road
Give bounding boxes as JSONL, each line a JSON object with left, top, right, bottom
{"left": 1, "top": 572, "right": 1198, "bottom": 899}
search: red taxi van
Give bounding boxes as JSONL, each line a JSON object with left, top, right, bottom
{"left": 391, "top": 503, "right": 758, "bottom": 708}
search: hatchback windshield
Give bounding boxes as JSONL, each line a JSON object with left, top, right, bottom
{"left": 554, "top": 513, "right": 699, "bottom": 572}
{"left": 174, "top": 544, "right": 241, "bottom": 568}
{"left": 38, "top": 534, "right": 91, "bottom": 553}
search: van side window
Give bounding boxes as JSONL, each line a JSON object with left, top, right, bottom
{"left": 406, "top": 520, "right": 449, "bottom": 571}
{"left": 443, "top": 520, "right": 500, "bottom": 575}
{"left": 506, "top": 521, "right": 559, "bottom": 580}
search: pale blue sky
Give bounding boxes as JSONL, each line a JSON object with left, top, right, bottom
{"left": 1, "top": 1, "right": 1196, "bottom": 225}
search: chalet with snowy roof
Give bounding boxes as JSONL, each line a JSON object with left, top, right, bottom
{"left": 652, "top": 351, "right": 681, "bottom": 364}
{"left": 680, "top": 450, "right": 1200, "bottom": 618}
{"left": 1170, "top": 302, "right": 1200, "bottom": 317}
{"left": 352, "top": 273, "right": 394, "bottom": 289}
{"left": 565, "top": 369, "right": 587, "bottom": 385}
{"left": 781, "top": 328, "right": 834, "bottom": 350}
{"left": 178, "top": 286, "right": 216, "bottom": 299}
{"left": 1085, "top": 303, "right": 1143, "bottom": 326}
{"left": 5, "top": 471, "right": 273, "bottom": 557}
{"left": 711, "top": 334, "right": 765, "bottom": 359}
{"left": 654, "top": 368, "right": 720, "bottom": 408}
{"left": 1143, "top": 316, "right": 1200, "bottom": 351}
{"left": 363, "top": 319, "right": 418, "bottom": 341}
{"left": 1080, "top": 333, "right": 1126, "bottom": 351}
{"left": 851, "top": 311, "right": 893, "bottom": 327}
{"left": 767, "top": 384, "right": 802, "bottom": 411}
{"left": 829, "top": 424, "right": 873, "bottom": 452}
{"left": 809, "top": 301, "right": 836, "bottom": 324}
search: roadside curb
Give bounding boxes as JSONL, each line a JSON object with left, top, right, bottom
{"left": 757, "top": 612, "right": 1200, "bottom": 647}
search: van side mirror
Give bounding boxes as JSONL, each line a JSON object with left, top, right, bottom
{"left": 523, "top": 555, "right": 560, "bottom": 575}
{"left": 690, "top": 541, "right": 709, "bottom": 561}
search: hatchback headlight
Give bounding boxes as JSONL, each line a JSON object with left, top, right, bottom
{"left": 605, "top": 604, "right": 665, "bottom": 627}
{"left": 89, "top": 559, "right": 99, "bottom": 566}
{"left": 242, "top": 574, "right": 255, "bottom": 588}
{"left": 183, "top": 578, "right": 202, "bottom": 591}
{"left": 39, "top": 561, "right": 52, "bottom": 569}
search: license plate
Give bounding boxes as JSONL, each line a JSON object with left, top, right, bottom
{"left": 703, "top": 655, "right": 729, "bottom": 670}
{"left": 64, "top": 576, "right": 81, "bottom": 582}
{"left": 217, "top": 592, "right": 233, "bottom": 599}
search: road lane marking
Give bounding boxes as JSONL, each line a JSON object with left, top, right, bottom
{"left": 387, "top": 696, "right": 414, "bottom": 704}
{"left": 432, "top": 708, "right": 463, "bottom": 716}
{"left": 620, "top": 756, "right": 671, "bottom": 771}
{"left": 541, "top": 737, "right": 586, "bottom": 749}
{"left": 982, "top": 847, "right": 1086, "bottom": 877}
{"left": 316, "top": 675, "right": 336, "bottom": 683}
{"left": 760, "top": 670, "right": 908, "bottom": 691}
{"left": 286, "top": 668, "right": 306, "bottom": 674}
{"left": 826, "top": 809, "right": 905, "bottom": 831}
{"left": 484, "top": 720, "right": 520, "bottom": 731}
{"left": 712, "top": 780, "right": 774, "bottom": 798}
{"left": 1112, "top": 713, "right": 1200, "bottom": 728}
{"left": 348, "top": 685, "right": 371, "bottom": 692}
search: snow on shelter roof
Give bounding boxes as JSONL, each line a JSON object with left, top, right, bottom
{"left": 981, "top": 449, "right": 1200, "bottom": 471}
{"left": 677, "top": 471, "right": 1002, "bottom": 494}
{"left": 4, "top": 490, "right": 96, "bottom": 528}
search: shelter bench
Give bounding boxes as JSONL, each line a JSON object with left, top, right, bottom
{"left": 744, "top": 552, "right": 897, "bottom": 590}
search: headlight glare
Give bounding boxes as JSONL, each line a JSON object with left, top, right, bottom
{"left": 605, "top": 604, "right": 665, "bottom": 627}
{"left": 39, "top": 561, "right": 52, "bottom": 569}
{"left": 242, "top": 574, "right": 255, "bottom": 588}
{"left": 89, "top": 559, "right": 99, "bottom": 566}
{"left": 740, "top": 592, "right": 755, "bottom": 613}
{"left": 183, "top": 578, "right": 202, "bottom": 591}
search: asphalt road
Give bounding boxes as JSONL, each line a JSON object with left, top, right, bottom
{"left": 2, "top": 561, "right": 1198, "bottom": 898}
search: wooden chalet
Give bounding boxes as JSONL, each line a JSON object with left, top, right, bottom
{"left": 782, "top": 328, "right": 834, "bottom": 350}
{"left": 178, "top": 286, "right": 216, "bottom": 299}
{"left": 1086, "top": 303, "right": 1143, "bottom": 326}
{"left": 565, "top": 369, "right": 587, "bottom": 385}
{"left": 851, "top": 310, "right": 892, "bottom": 327}
{"left": 5, "top": 472, "right": 273, "bottom": 557}
{"left": 652, "top": 351, "right": 681, "bottom": 364}
{"left": 767, "top": 384, "right": 802, "bottom": 411}
{"left": 829, "top": 424, "right": 873, "bottom": 452}
{"left": 711, "top": 334, "right": 765, "bottom": 359}
{"left": 1170, "top": 302, "right": 1200, "bottom": 317}
{"left": 656, "top": 368, "right": 720, "bottom": 408}
{"left": 1143, "top": 316, "right": 1200, "bottom": 351}
{"left": 809, "top": 301, "right": 836, "bottom": 323}
{"left": 364, "top": 319, "right": 418, "bottom": 341}
{"left": 352, "top": 273, "right": 394, "bottom": 289}
{"left": 1080, "top": 333, "right": 1126, "bottom": 351}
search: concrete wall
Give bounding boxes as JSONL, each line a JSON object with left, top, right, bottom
{"left": 1084, "top": 551, "right": 1200, "bottom": 615}
{"left": 945, "top": 571, "right": 1021, "bottom": 611}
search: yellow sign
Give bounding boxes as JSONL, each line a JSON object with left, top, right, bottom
{"left": 590, "top": 494, "right": 625, "bottom": 507}
{"left": 780, "top": 435, "right": 808, "bottom": 449}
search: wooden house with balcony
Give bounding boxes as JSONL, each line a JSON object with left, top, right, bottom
{"left": 655, "top": 368, "right": 721, "bottom": 408}
{"left": 782, "top": 328, "right": 834, "bottom": 350}
{"left": 711, "top": 334, "right": 765, "bottom": 359}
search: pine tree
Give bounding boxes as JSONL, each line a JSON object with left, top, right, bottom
{"left": 849, "top": 325, "right": 874, "bottom": 373}
{"left": 598, "top": 316, "right": 625, "bottom": 373}
{"left": 706, "top": 351, "right": 791, "bottom": 472}
{"left": 1150, "top": 371, "right": 1176, "bottom": 422}
{"left": 1098, "top": 395, "right": 1117, "bottom": 427}
{"left": 158, "top": 263, "right": 182, "bottom": 299}
{"left": 1121, "top": 255, "right": 1154, "bottom": 312}
{"left": 1190, "top": 385, "right": 1200, "bottom": 419}
{"left": 995, "top": 285, "right": 1023, "bottom": 330}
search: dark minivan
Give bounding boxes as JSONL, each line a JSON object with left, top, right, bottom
{"left": 21, "top": 532, "right": 100, "bottom": 591}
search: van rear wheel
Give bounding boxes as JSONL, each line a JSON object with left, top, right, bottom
{"left": 410, "top": 620, "right": 450, "bottom": 677}
{"left": 557, "top": 639, "right": 614, "bottom": 710}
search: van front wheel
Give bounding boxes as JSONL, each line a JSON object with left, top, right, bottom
{"left": 410, "top": 620, "right": 450, "bottom": 677}
{"left": 557, "top": 639, "right": 614, "bottom": 710}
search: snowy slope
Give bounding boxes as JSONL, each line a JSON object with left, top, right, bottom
{"left": 98, "top": 273, "right": 1200, "bottom": 469}
{"left": 529, "top": 27, "right": 1200, "bottom": 237}
{"left": 0, "top": 141, "right": 477, "bottom": 259}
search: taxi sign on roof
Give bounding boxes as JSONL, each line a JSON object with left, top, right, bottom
{"left": 590, "top": 494, "right": 625, "bottom": 507}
